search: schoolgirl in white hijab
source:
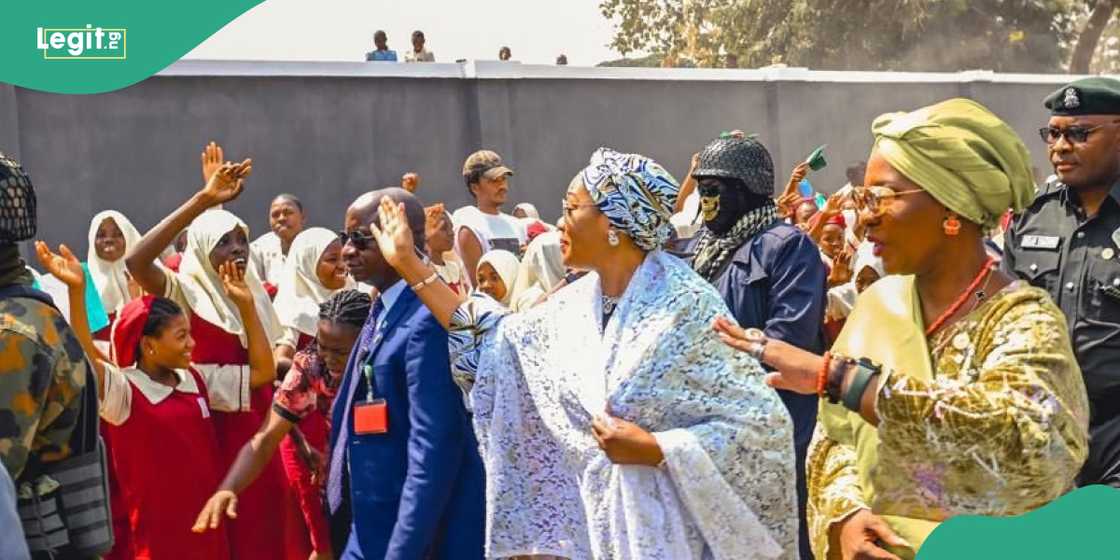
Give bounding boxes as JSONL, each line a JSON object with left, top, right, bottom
{"left": 273, "top": 227, "right": 353, "bottom": 354}
{"left": 87, "top": 210, "right": 142, "bottom": 315}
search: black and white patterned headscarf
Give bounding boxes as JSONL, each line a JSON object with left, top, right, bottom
{"left": 580, "top": 147, "right": 680, "bottom": 251}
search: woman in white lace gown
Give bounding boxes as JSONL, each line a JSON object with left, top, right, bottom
{"left": 367, "top": 148, "right": 799, "bottom": 559}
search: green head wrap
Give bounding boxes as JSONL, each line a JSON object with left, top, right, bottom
{"left": 871, "top": 98, "right": 1035, "bottom": 229}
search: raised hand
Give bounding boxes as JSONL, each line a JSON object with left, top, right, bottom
{"left": 777, "top": 162, "right": 812, "bottom": 215}
{"left": 192, "top": 491, "right": 238, "bottom": 533}
{"left": 199, "top": 159, "right": 252, "bottom": 208}
{"left": 35, "top": 241, "right": 85, "bottom": 289}
{"left": 401, "top": 172, "right": 420, "bottom": 193}
{"left": 783, "top": 162, "right": 812, "bottom": 200}
{"left": 369, "top": 196, "right": 416, "bottom": 269}
{"left": 829, "top": 247, "right": 854, "bottom": 287}
{"left": 200, "top": 141, "right": 225, "bottom": 184}
{"left": 219, "top": 260, "right": 253, "bottom": 309}
{"left": 822, "top": 191, "right": 847, "bottom": 216}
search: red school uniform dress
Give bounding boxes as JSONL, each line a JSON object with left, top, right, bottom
{"left": 100, "top": 365, "right": 235, "bottom": 560}
{"left": 189, "top": 315, "right": 291, "bottom": 560}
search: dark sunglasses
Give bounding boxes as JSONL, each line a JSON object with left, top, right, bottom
{"left": 1038, "top": 122, "right": 1120, "bottom": 145}
{"left": 337, "top": 229, "right": 375, "bottom": 249}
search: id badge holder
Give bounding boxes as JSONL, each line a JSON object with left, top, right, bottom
{"left": 353, "top": 364, "right": 388, "bottom": 435}
{"left": 354, "top": 398, "right": 388, "bottom": 435}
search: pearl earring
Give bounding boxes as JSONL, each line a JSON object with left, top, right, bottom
{"left": 607, "top": 229, "right": 620, "bottom": 247}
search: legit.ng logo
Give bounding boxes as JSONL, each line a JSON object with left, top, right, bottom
{"left": 36, "top": 25, "right": 126, "bottom": 60}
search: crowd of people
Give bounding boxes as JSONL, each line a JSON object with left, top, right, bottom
{"left": 2, "top": 75, "right": 1120, "bottom": 560}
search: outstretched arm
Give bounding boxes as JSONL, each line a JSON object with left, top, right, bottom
{"left": 192, "top": 410, "right": 294, "bottom": 533}
{"left": 372, "top": 197, "right": 467, "bottom": 330}
{"left": 126, "top": 150, "right": 251, "bottom": 296}
{"left": 34, "top": 242, "right": 107, "bottom": 398}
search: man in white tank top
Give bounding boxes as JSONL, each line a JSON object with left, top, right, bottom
{"left": 452, "top": 150, "right": 526, "bottom": 288}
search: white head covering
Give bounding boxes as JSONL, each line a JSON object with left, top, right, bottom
{"left": 477, "top": 249, "right": 520, "bottom": 305}
{"left": 178, "top": 210, "right": 283, "bottom": 346}
{"left": 273, "top": 227, "right": 354, "bottom": 337}
{"left": 87, "top": 210, "right": 141, "bottom": 314}
{"left": 852, "top": 240, "right": 886, "bottom": 280}
{"left": 513, "top": 203, "right": 541, "bottom": 220}
{"left": 512, "top": 231, "right": 564, "bottom": 311}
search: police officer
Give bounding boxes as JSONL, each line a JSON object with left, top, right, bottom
{"left": 1003, "top": 76, "right": 1120, "bottom": 487}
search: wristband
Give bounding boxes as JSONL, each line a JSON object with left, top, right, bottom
{"left": 410, "top": 271, "right": 440, "bottom": 292}
{"left": 841, "top": 359, "right": 880, "bottom": 412}
{"left": 816, "top": 352, "right": 832, "bottom": 397}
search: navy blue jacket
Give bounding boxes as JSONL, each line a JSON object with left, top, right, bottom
{"left": 689, "top": 221, "right": 826, "bottom": 560}
{"left": 329, "top": 288, "right": 485, "bottom": 559}
{"left": 705, "top": 221, "right": 825, "bottom": 439}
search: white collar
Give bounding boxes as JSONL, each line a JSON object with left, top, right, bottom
{"left": 377, "top": 280, "right": 408, "bottom": 320}
{"left": 123, "top": 367, "right": 199, "bottom": 404}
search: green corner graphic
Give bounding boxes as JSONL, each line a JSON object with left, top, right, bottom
{"left": 2, "top": 1, "right": 265, "bottom": 94}
{"left": 918, "top": 485, "right": 1120, "bottom": 559}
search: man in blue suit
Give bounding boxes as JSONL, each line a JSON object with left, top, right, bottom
{"left": 328, "top": 187, "right": 485, "bottom": 559}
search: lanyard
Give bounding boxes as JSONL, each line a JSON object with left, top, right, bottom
{"left": 362, "top": 362, "right": 377, "bottom": 403}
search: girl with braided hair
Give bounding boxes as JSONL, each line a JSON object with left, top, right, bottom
{"left": 193, "top": 289, "right": 371, "bottom": 560}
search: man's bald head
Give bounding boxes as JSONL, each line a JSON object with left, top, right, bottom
{"left": 348, "top": 187, "right": 426, "bottom": 248}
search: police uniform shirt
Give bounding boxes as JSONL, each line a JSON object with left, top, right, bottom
{"left": 1002, "top": 179, "right": 1120, "bottom": 485}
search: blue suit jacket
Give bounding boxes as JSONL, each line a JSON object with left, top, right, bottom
{"left": 329, "top": 288, "right": 485, "bottom": 559}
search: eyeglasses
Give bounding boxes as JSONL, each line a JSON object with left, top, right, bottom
{"left": 851, "top": 186, "right": 925, "bottom": 216}
{"left": 338, "top": 230, "right": 375, "bottom": 250}
{"left": 561, "top": 198, "right": 597, "bottom": 217}
{"left": 1038, "top": 122, "right": 1120, "bottom": 145}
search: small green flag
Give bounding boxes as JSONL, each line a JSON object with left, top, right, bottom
{"left": 806, "top": 145, "right": 828, "bottom": 171}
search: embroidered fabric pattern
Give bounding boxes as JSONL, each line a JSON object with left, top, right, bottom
{"left": 450, "top": 251, "right": 799, "bottom": 559}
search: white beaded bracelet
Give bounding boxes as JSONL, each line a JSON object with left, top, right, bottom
{"left": 410, "top": 272, "right": 440, "bottom": 292}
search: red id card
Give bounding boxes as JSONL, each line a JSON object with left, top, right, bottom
{"left": 354, "top": 399, "right": 388, "bottom": 435}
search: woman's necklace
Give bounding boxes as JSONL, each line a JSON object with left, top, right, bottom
{"left": 601, "top": 294, "right": 621, "bottom": 317}
{"left": 925, "top": 256, "right": 996, "bottom": 338}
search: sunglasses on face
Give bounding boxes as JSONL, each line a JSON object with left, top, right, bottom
{"left": 338, "top": 230, "right": 375, "bottom": 250}
{"left": 850, "top": 186, "right": 924, "bottom": 216}
{"left": 1038, "top": 122, "right": 1120, "bottom": 145}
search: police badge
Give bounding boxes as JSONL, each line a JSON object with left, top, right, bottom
{"left": 1064, "top": 87, "right": 1081, "bottom": 109}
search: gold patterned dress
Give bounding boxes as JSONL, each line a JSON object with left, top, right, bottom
{"left": 807, "top": 276, "right": 1090, "bottom": 559}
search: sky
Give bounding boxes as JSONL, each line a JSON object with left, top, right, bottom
{"left": 185, "top": 0, "right": 626, "bottom": 66}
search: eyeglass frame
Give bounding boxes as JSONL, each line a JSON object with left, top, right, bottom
{"left": 561, "top": 198, "right": 598, "bottom": 217}
{"left": 850, "top": 186, "right": 925, "bottom": 216}
{"left": 1038, "top": 121, "right": 1120, "bottom": 145}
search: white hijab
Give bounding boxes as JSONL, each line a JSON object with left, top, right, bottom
{"left": 514, "top": 202, "right": 541, "bottom": 219}
{"left": 178, "top": 210, "right": 283, "bottom": 346}
{"left": 274, "top": 227, "right": 354, "bottom": 337}
{"left": 87, "top": 210, "right": 141, "bottom": 314}
{"left": 477, "top": 249, "right": 520, "bottom": 306}
{"left": 511, "top": 231, "right": 564, "bottom": 311}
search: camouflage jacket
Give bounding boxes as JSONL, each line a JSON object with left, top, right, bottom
{"left": 0, "top": 288, "right": 88, "bottom": 479}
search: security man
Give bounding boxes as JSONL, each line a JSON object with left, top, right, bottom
{"left": 1003, "top": 76, "right": 1120, "bottom": 487}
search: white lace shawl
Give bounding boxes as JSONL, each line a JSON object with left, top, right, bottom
{"left": 453, "top": 251, "right": 800, "bottom": 559}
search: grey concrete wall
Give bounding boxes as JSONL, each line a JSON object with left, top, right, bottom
{"left": 0, "top": 61, "right": 1073, "bottom": 258}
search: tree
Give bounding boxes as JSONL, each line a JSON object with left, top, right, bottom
{"left": 1068, "top": 0, "right": 1120, "bottom": 72}
{"left": 600, "top": 0, "right": 1078, "bottom": 72}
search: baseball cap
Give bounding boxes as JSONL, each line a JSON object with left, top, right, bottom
{"left": 462, "top": 150, "right": 514, "bottom": 182}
